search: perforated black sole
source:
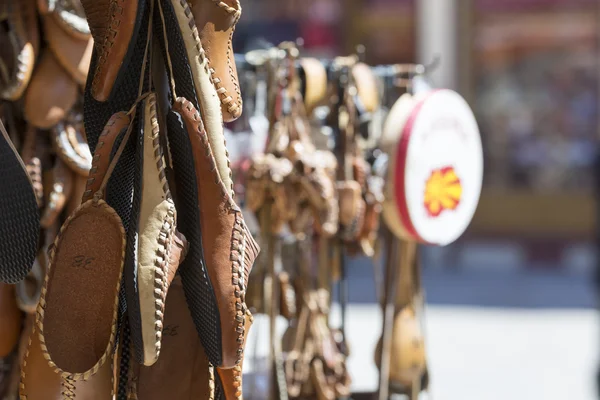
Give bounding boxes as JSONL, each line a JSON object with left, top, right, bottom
{"left": 0, "top": 129, "right": 39, "bottom": 283}
{"left": 165, "top": 106, "right": 222, "bottom": 368}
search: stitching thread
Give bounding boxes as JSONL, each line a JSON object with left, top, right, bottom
{"left": 177, "top": 0, "right": 234, "bottom": 196}
{"left": 35, "top": 200, "right": 126, "bottom": 381}
{"left": 90, "top": 0, "right": 124, "bottom": 96}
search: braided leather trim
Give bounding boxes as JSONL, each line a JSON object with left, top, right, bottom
{"left": 18, "top": 324, "right": 35, "bottom": 400}
{"left": 208, "top": 0, "right": 242, "bottom": 119}
{"left": 35, "top": 199, "right": 126, "bottom": 381}
{"left": 147, "top": 94, "right": 177, "bottom": 360}
{"left": 148, "top": 95, "right": 170, "bottom": 197}
{"left": 152, "top": 204, "right": 177, "bottom": 359}
{"left": 177, "top": 0, "right": 234, "bottom": 195}
{"left": 208, "top": 363, "right": 216, "bottom": 400}
{"left": 61, "top": 376, "right": 77, "bottom": 399}
{"left": 210, "top": 0, "right": 239, "bottom": 14}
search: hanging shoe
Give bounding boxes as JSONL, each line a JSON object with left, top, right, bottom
{"left": 190, "top": 0, "right": 243, "bottom": 122}
{"left": 156, "top": 0, "right": 259, "bottom": 368}
{"left": 169, "top": 97, "right": 259, "bottom": 369}
{"left": 124, "top": 94, "right": 189, "bottom": 367}
{"left": 129, "top": 276, "right": 214, "bottom": 400}
{"left": 80, "top": 0, "right": 151, "bottom": 151}
{"left": 34, "top": 110, "right": 130, "bottom": 380}
{"left": 0, "top": 0, "right": 39, "bottom": 101}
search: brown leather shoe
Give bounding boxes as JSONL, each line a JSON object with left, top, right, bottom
{"left": 20, "top": 316, "right": 114, "bottom": 399}
{"left": 24, "top": 51, "right": 78, "bottom": 129}
{"left": 0, "top": 0, "right": 39, "bottom": 101}
{"left": 80, "top": 0, "right": 140, "bottom": 102}
{"left": 157, "top": 0, "right": 234, "bottom": 193}
{"left": 130, "top": 276, "right": 214, "bottom": 399}
{"left": 0, "top": 284, "right": 21, "bottom": 358}
{"left": 172, "top": 97, "right": 259, "bottom": 368}
{"left": 190, "top": 0, "right": 243, "bottom": 122}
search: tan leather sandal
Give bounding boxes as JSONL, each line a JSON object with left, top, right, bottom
{"left": 190, "top": 0, "right": 243, "bottom": 121}
{"left": 127, "top": 94, "right": 189, "bottom": 367}
{"left": 34, "top": 110, "right": 131, "bottom": 380}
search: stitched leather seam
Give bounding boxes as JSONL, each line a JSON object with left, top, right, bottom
{"left": 152, "top": 205, "right": 176, "bottom": 360}
{"left": 210, "top": 0, "right": 239, "bottom": 14}
{"left": 145, "top": 95, "right": 175, "bottom": 361}
{"left": 35, "top": 200, "right": 125, "bottom": 381}
{"left": 206, "top": 0, "right": 242, "bottom": 119}
{"left": 18, "top": 325, "right": 35, "bottom": 400}
{"left": 208, "top": 363, "right": 216, "bottom": 400}
{"left": 148, "top": 96, "right": 170, "bottom": 197}
{"left": 91, "top": 0, "right": 124, "bottom": 97}
{"left": 61, "top": 376, "right": 76, "bottom": 399}
{"left": 178, "top": 0, "right": 234, "bottom": 195}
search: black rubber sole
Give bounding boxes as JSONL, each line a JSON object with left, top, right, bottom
{"left": 0, "top": 129, "right": 39, "bottom": 283}
{"left": 165, "top": 107, "right": 222, "bottom": 367}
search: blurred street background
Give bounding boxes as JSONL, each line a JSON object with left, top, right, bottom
{"left": 238, "top": 0, "right": 600, "bottom": 398}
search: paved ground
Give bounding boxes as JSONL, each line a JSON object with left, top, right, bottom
{"left": 243, "top": 261, "right": 600, "bottom": 399}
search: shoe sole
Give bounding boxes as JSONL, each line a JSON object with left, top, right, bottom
{"left": 0, "top": 124, "right": 39, "bottom": 283}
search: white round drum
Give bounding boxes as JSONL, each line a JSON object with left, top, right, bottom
{"left": 380, "top": 90, "right": 483, "bottom": 246}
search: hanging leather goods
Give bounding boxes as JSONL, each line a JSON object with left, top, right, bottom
{"left": 375, "top": 234, "right": 428, "bottom": 400}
